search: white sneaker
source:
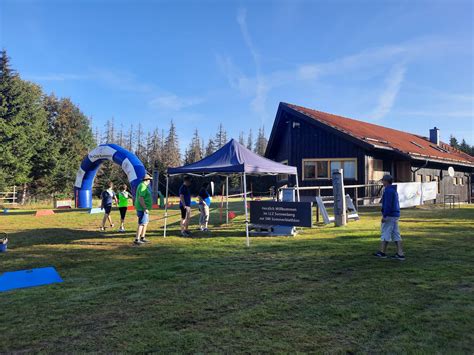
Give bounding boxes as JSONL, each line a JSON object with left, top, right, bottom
{"left": 119, "top": 227, "right": 125, "bottom": 232}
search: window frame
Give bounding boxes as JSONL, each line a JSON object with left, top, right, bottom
{"left": 302, "top": 158, "right": 357, "bottom": 181}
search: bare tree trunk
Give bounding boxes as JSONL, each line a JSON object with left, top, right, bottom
{"left": 21, "top": 183, "right": 27, "bottom": 205}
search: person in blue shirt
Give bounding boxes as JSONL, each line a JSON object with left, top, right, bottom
{"left": 374, "top": 174, "right": 405, "bottom": 260}
{"left": 179, "top": 176, "right": 192, "bottom": 237}
{"left": 100, "top": 181, "right": 118, "bottom": 231}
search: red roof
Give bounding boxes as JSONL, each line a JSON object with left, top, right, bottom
{"left": 285, "top": 103, "right": 474, "bottom": 166}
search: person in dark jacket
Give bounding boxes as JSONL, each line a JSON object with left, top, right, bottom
{"left": 100, "top": 181, "right": 118, "bottom": 231}
{"left": 374, "top": 174, "right": 405, "bottom": 260}
{"left": 179, "top": 176, "right": 192, "bottom": 237}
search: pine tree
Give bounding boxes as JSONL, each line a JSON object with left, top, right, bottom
{"left": 459, "top": 139, "right": 471, "bottom": 155}
{"left": 449, "top": 135, "right": 459, "bottom": 148}
{"left": 185, "top": 129, "right": 203, "bottom": 164}
{"left": 163, "top": 120, "right": 181, "bottom": 167}
{"left": 135, "top": 123, "right": 147, "bottom": 163}
{"left": 254, "top": 126, "right": 268, "bottom": 155}
{"left": 214, "top": 123, "right": 227, "bottom": 149}
{"left": 205, "top": 137, "right": 216, "bottom": 156}
{"left": 239, "top": 131, "right": 245, "bottom": 145}
{"left": 247, "top": 129, "right": 253, "bottom": 150}
{"left": 125, "top": 124, "right": 134, "bottom": 151}
{"left": 0, "top": 50, "right": 56, "bottom": 198}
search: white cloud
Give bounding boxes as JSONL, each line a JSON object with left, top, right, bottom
{"left": 149, "top": 94, "right": 204, "bottom": 111}
{"left": 369, "top": 63, "right": 406, "bottom": 120}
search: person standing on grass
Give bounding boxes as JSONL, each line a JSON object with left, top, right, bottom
{"left": 100, "top": 181, "right": 118, "bottom": 231}
{"left": 117, "top": 184, "right": 131, "bottom": 232}
{"left": 179, "top": 176, "right": 192, "bottom": 237}
{"left": 374, "top": 174, "right": 405, "bottom": 260}
{"left": 198, "top": 182, "right": 211, "bottom": 232}
{"left": 134, "top": 174, "right": 153, "bottom": 245}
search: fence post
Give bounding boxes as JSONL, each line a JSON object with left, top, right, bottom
{"left": 316, "top": 187, "right": 321, "bottom": 223}
{"left": 355, "top": 187, "right": 358, "bottom": 210}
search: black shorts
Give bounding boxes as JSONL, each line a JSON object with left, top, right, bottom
{"left": 119, "top": 207, "right": 127, "bottom": 219}
{"left": 103, "top": 205, "right": 112, "bottom": 214}
{"left": 180, "top": 205, "right": 189, "bottom": 219}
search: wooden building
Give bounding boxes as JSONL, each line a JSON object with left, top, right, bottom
{"left": 265, "top": 103, "right": 474, "bottom": 202}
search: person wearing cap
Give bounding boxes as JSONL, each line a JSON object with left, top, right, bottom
{"left": 374, "top": 174, "right": 405, "bottom": 260}
{"left": 134, "top": 173, "right": 153, "bottom": 245}
{"left": 179, "top": 176, "right": 192, "bottom": 237}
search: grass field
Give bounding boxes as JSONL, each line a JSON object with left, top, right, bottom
{"left": 1, "top": 202, "right": 473, "bottom": 353}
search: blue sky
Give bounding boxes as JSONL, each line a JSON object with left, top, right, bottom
{"left": 1, "top": 0, "right": 473, "bottom": 149}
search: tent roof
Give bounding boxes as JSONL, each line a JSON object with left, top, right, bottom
{"left": 167, "top": 139, "right": 297, "bottom": 175}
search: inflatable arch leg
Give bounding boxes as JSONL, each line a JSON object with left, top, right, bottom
{"left": 74, "top": 144, "right": 147, "bottom": 209}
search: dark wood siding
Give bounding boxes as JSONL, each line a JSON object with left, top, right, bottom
{"left": 267, "top": 111, "right": 368, "bottom": 189}
{"left": 411, "top": 162, "right": 472, "bottom": 202}
{"left": 266, "top": 108, "right": 472, "bottom": 202}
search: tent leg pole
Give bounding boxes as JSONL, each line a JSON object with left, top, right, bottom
{"left": 243, "top": 173, "right": 250, "bottom": 247}
{"left": 226, "top": 176, "right": 229, "bottom": 224}
{"left": 163, "top": 175, "right": 169, "bottom": 237}
{"left": 295, "top": 173, "right": 300, "bottom": 202}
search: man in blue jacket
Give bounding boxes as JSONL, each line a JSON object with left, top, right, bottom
{"left": 374, "top": 174, "right": 405, "bottom": 260}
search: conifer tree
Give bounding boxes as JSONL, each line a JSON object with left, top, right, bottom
{"left": 185, "top": 129, "right": 203, "bottom": 163}
{"left": 163, "top": 120, "right": 181, "bottom": 167}
{"left": 205, "top": 137, "right": 216, "bottom": 156}
{"left": 247, "top": 129, "right": 253, "bottom": 150}
{"left": 214, "top": 123, "right": 227, "bottom": 149}
{"left": 239, "top": 131, "right": 245, "bottom": 145}
{"left": 254, "top": 126, "right": 268, "bottom": 156}
{"left": 0, "top": 50, "right": 56, "bottom": 198}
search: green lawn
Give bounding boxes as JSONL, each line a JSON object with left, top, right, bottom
{"left": 1, "top": 202, "right": 473, "bottom": 353}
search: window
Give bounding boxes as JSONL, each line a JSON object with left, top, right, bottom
{"left": 368, "top": 158, "right": 385, "bottom": 181}
{"left": 317, "top": 161, "right": 329, "bottom": 178}
{"left": 460, "top": 177, "right": 464, "bottom": 186}
{"left": 425, "top": 175, "right": 432, "bottom": 182}
{"left": 302, "top": 158, "right": 357, "bottom": 180}
{"left": 453, "top": 177, "right": 458, "bottom": 185}
{"left": 303, "top": 161, "right": 316, "bottom": 180}
{"left": 416, "top": 174, "right": 423, "bottom": 182}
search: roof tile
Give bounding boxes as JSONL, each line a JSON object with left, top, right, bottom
{"left": 286, "top": 103, "right": 474, "bottom": 166}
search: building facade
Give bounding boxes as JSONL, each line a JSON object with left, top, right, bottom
{"left": 265, "top": 103, "right": 474, "bottom": 202}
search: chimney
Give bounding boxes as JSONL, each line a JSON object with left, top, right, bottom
{"left": 429, "top": 127, "right": 440, "bottom": 146}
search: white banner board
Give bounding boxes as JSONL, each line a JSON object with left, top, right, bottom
{"left": 394, "top": 182, "right": 438, "bottom": 208}
{"left": 421, "top": 181, "right": 438, "bottom": 202}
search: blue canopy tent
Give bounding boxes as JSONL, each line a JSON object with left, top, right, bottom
{"left": 165, "top": 139, "right": 299, "bottom": 246}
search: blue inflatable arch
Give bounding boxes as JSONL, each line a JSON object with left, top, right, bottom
{"left": 74, "top": 144, "right": 146, "bottom": 209}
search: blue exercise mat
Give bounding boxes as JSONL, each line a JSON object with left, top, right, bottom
{"left": 0, "top": 267, "right": 63, "bottom": 292}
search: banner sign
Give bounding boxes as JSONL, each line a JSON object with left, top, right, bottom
{"left": 250, "top": 201, "right": 313, "bottom": 227}
{"left": 421, "top": 181, "right": 437, "bottom": 202}
{"left": 394, "top": 182, "right": 438, "bottom": 208}
{"left": 395, "top": 182, "right": 422, "bottom": 208}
